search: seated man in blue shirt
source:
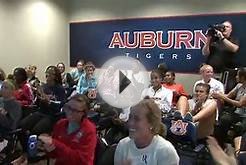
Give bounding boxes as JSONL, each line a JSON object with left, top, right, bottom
{"left": 70, "top": 59, "right": 85, "bottom": 85}
{"left": 76, "top": 63, "right": 97, "bottom": 97}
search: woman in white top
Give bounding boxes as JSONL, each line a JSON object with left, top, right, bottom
{"left": 141, "top": 70, "right": 173, "bottom": 113}
{"left": 114, "top": 99, "right": 179, "bottom": 165}
{"left": 190, "top": 83, "right": 217, "bottom": 139}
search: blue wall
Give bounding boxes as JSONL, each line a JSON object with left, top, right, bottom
{"left": 70, "top": 13, "right": 246, "bottom": 73}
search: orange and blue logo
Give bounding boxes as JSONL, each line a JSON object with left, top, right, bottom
{"left": 170, "top": 120, "right": 188, "bottom": 136}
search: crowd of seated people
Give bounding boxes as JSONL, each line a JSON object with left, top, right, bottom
{"left": 0, "top": 60, "right": 245, "bottom": 165}
{"left": 0, "top": 61, "right": 95, "bottom": 164}
{"left": 11, "top": 65, "right": 65, "bottom": 163}
{"left": 20, "top": 65, "right": 66, "bottom": 135}
{"left": 27, "top": 94, "right": 96, "bottom": 165}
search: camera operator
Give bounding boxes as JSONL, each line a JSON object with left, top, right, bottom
{"left": 202, "top": 21, "right": 239, "bottom": 73}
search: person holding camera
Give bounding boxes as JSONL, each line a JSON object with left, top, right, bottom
{"left": 202, "top": 21, "right": 239, "bottom": 73}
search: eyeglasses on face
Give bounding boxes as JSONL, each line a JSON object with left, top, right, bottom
{"left": 195, "top": 90, "right": 205, "bottom": 93}
{"left": 62, "top": 104, "right": 84, "bottom": 114}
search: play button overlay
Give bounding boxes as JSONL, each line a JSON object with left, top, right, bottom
{"left": 119, "top": 71, "right": 131, "bottom": 94}
{"left": 97, "top": 56, "right": 150, "bottom": 109}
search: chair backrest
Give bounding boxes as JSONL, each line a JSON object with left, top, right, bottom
{"left": 220, "top": 68, "right": 238, "bottom": 94}
{"left": 95, "top": 144, "right": 117, "bottom": 165}
{"left": 94, "top": 136, "right": 107, "bottom": 165}
{"left": 238, "top": 152, "right": 246, "bottom": 165}
{"left": 240, "top": 132, "right": 246, "bottom": 151}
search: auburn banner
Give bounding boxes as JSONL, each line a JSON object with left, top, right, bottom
{"left": 70, "top": 12, "right": 246, "bottom": 73}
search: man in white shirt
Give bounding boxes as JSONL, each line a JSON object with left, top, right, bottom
{"left": 192, "top": 64, "right": 224, "bottom": 120}
{"left": 193, "top": 64, "right": 225, "bottom": 95}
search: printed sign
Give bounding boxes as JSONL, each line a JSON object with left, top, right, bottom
{"left": 70, "top": 12, "right": 246, "bottom": 72}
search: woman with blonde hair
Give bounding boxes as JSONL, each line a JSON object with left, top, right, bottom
{"left": 114, "top": 98, "right": 179, "bottom": 165}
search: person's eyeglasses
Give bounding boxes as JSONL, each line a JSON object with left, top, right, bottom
{"left": 62, "top": 104, "right": 84, "bottom": 114}
{"left": 195, "top": 90, "right": 205, "bottom": 93}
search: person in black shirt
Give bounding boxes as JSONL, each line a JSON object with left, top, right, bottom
{"left": 20, "top": 66, "right": 66, "bottom": 134}
{"left": 202, "top": 21, "right": 239, "bottom": 73}
{"left": 17, "top": 66, "right": 65, "bottom": 159}
{"left": 57, "top": 62, "right": 74, "bottom": 97}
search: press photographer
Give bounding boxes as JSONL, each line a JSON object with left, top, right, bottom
{"left": 202, "top": 21, "right": 239, "bottom": 73}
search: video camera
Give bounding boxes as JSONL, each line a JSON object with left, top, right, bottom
{"left": 206, "top": 24, "right": 226, "bottom": 40}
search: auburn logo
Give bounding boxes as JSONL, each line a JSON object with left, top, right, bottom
{"left": 170, "top": 120, "right": 188, "bottom": 136}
